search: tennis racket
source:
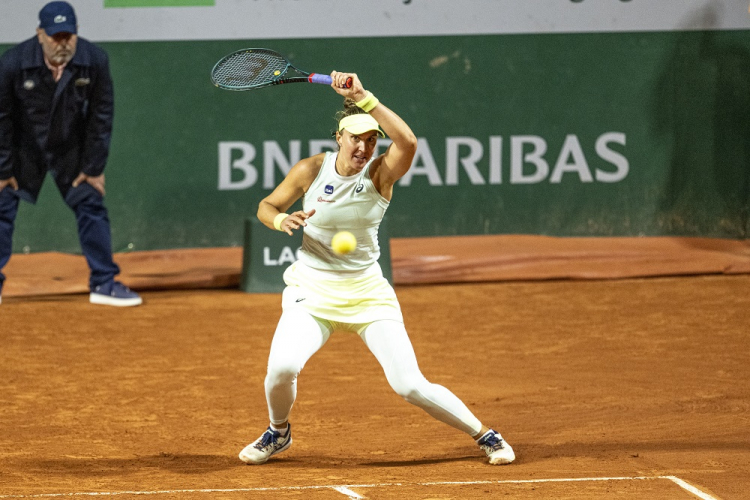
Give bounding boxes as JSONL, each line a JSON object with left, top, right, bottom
{"left": 211, "top": 48, "right": 352, "bottom": 91}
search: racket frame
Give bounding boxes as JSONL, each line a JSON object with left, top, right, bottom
{"left": 211, "top": 48, "right": 339, "bottom": 91}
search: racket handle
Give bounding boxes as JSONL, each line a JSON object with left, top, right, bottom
{"left": 308, "top": 74, "right": 353, "bottom": 88}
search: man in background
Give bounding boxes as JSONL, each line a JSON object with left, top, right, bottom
{"left": 0, "top": 1, "right": 141, "bottom": 306}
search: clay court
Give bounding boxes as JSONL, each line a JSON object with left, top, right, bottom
{"left": 1, "top": 236, "right": 749, "bottom": 499}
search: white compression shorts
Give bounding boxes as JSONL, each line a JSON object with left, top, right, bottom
{"left": 264, "top": 309, "right": 483, "bottom": 437}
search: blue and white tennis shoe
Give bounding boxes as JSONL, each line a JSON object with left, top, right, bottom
{"left": 239, "top": 424, "right": 292, "bottom": 464}
{"left": 477, "top": 429, "right": 515, "bottom": 465}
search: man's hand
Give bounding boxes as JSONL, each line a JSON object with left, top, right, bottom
{"left": 0, "top": 177, "right": 19, "bottom": 193}
{"left": 72, "top": 173, "right": 106, "bottom": 196}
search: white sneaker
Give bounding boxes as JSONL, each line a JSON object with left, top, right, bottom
{"left": 239, "top": 425, "right": 292, "bottom": 464}
{"left": 477, "top": 429, "right": 515, "bottom": 465}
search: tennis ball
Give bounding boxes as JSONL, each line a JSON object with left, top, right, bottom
{"left": 331, "top": 231, "right": 357, "bottom": 255}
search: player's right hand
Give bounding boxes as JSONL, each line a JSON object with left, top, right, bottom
{"left": 280, "top": 209, "right": 316, "bottom": 236}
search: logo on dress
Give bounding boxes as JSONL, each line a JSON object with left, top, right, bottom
{"left": 317, "top": 196, "right": 335, "bottom": 203}
{"left": 355, "top": 184, "right": 364, "bottom": 193}
{"left": 75, "top": 78, "right": 90, "bottom": 87}
{"left": 23, "top": 80, "right": 35, "bottom": 90}
{"left": 54, "top": 15, "right": 67, "bottom": 23}
{"left": 324, "top": 184, "right": 334, "bottom": 195}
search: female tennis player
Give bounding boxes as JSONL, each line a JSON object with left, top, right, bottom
{"left": 239, "top": 71, "right": 514, "bottom": 466}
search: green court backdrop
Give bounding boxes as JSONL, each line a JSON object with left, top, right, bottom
{"left": 2, "top": 30, "right": 749, "bottom": 255}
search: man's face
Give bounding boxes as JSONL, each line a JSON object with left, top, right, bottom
{"left": 36, "top": 28, "right": 78, "bottom": 66}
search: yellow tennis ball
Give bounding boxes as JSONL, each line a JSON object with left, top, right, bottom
{"left": 331, "top": 231, "right": 357, "bottom": 255}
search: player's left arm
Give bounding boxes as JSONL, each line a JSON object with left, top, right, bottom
{"left": 369, "top": 101, "right": 418, "bottom": 185}
{"left": 330, "top": 71, "right": 418, "bottom": 191}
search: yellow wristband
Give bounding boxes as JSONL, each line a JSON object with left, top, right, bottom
{"left": 273, "top": 213, "right": 289, "bottom": 231}
{"left": 355, "top": 91, "right": 379, "bottom": 113}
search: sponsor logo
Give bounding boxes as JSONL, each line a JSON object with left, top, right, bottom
{"left": 355, "top": 184, "right": 364, "bottom": 193}
{"left": 218, "top": 133, "right": 629, "bottom": 190}
{"left": 54, "top": 15, "right": 67, "bottom": 23}
{"left": 263, "top": 246, "right": 300, "bottom": 266}
{"left": 317, "top": 196, "right": 335, "bottom": 203}
{"left": 295, "top": 298, "right": 306, "bottom": 302}
{"left": 75, "top": 78, "right": 91, "bottom": 87}
{"left": 325, "top": 184, "right": 334, "bottom": 194}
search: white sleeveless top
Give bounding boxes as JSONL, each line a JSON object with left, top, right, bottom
{"left": 299, "top": 151, "right": 390, "bottom": 273}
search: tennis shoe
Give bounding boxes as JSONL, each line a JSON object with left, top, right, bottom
{"left": 478, "top": 429, "right": 515, "bottom": 465}
{"left": 90, "top": 281, "right": 142, "bottom": 307}
{"left": 239, "top": 425, "right": 292, "bottom": 464}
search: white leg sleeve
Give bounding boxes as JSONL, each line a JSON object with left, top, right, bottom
{"left": 360, "top": 320, "right": 482, "bottom": 436}
{"left": 264, "top": 309, "right": 331, "bottom": 425}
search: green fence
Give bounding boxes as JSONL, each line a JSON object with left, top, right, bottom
{"left": 3, "top": 29, "right": 748, "bottom": 254}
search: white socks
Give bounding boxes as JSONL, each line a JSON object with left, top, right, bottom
{"left": 271, "top": 424, "right": 289, "bottom": 436}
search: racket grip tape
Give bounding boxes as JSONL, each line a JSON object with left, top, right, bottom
{"left": 308, "top": 74, "right": 353, "bottom": 88}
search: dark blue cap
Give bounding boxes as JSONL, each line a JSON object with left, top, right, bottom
{"left": 39, "top": 1, "right": 78, "bottom": 36}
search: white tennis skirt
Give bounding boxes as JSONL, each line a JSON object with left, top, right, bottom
{"left": 281, "top": 260, "right": 403, "bottom": 326}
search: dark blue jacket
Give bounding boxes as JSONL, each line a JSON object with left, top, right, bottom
{"left": 0, "top": 36, "right": 113, "bottom": 203}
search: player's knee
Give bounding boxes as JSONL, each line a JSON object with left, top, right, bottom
{"left": 265, "top": 362, "right": 301, "bottom": 388}
{"left": 389, "top": 375, "right": 430, "bottom": 404}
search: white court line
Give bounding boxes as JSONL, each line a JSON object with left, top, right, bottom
{"left": 0, "top": 475, "right": 719, "bottom": 499}
{"left": 331, "top": 486, "right": 366, "bottom": 499}
{"left": 664, "top": 476, "right": 720, "bottom": 500}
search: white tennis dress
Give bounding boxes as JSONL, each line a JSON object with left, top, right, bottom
{"left": 281, "top": 151, "right": 403, "bottom": 327}
{"left": 262, "top": 151, "right": 487, "bottom": 441}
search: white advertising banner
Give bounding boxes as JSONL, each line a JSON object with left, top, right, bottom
{"left": 1, "top": 0, "right": 749, "bottom": 43}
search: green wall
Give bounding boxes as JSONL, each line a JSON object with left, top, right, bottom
{"left": 3, "top": 30, "right": 749, "bottom": 254}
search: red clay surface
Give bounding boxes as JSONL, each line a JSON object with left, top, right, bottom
{"left": 1, "top": 236, "right": 749, "bottom": 499}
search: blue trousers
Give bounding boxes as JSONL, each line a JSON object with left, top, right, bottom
{"left": 0, "top": 184, "right": 120, "bottom": 292}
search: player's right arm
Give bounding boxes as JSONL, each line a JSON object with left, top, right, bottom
{"left": 257, "top": 153, "right": 322, "bottom": 235}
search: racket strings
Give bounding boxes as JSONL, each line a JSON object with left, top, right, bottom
{"left": 213, "top": 51, "right": 288, "bottom": 88}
